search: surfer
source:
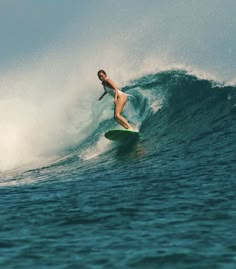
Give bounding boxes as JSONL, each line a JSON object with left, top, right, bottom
{"left": 97, "top": 70, "right": 133, "bottom": 130}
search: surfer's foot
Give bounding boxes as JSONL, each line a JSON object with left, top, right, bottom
{"left": 128, "top": 124, "right": 139, "bottom": 132}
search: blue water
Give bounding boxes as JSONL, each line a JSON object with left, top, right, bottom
{"left": 0, "top": 70, "right": 236, "bottom": 268}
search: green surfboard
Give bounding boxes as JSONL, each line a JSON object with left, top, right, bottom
{"left": 104, "top": 129, "right": 139, "bottom": 141}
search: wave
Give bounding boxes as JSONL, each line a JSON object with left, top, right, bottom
{"left": 134, "top": 70, "right": 236, "bottom": 137}
{"left": 75, "top": 69, "right": 236, "bottom": 168}
{"left": 1, "top": 69, "right": 235, "bottom": 174}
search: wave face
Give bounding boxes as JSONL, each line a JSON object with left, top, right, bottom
{"left": 75, "top": 69, "right": 236, "bottom": 170}
{"left": 127, "top": 70, "right": 236, "bottom": 162}
{"left": 1, "top": 70, "right": 236, "bottom": 269}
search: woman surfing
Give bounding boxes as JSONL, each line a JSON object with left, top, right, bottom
{"left": 97, "top": 70, "right": 133, "bottom": 130}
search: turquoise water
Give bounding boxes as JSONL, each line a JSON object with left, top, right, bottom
{"left": 0, "top": 70, "right": 236, "bottom": 268}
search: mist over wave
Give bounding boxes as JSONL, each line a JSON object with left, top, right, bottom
{"left": 0, "top": 48, "right": 99, "bottom": 171}
{"left": 0, "top": 34, "right": 184, "bottom": 172}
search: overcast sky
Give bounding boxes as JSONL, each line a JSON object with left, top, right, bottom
{"left": 0, "top": 0, "right": 235, "bottom": 80}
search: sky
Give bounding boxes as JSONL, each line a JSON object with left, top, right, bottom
{"left": 0, "top": 0, "right": 81, "bottom": 67}
{"left": 0, "top": 0, "right": 235, "bottom": 82}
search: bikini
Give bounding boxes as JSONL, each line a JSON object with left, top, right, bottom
{"left": 104, "top": 85, "right": 125, "bottom": 97}
{"left": 104, "top": 84, "right": 126, "bottom": 98}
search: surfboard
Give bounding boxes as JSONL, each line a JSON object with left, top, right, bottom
{"left": 104, "top": 129, "right": 139, "bottom": 141}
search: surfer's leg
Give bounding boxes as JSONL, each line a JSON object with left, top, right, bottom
{"left": 114, "top": 95, "right": 132, "bottom": 129}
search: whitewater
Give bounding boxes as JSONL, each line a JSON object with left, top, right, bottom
{"left": 0, "top": 1, "right": 236, "bottom": 268}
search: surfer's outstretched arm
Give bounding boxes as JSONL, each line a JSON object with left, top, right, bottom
{"left": 98, "top": 91, "right": 107, "bottom": 101}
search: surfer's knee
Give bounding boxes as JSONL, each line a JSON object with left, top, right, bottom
{"left": 114, "top": 113, "right": 120, "bottom": 120}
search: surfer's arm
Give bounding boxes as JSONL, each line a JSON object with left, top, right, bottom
{"left": 98, "top": 91, "right": 107, "bottom": 101}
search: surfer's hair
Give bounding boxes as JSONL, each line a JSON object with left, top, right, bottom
{"left": 97, "top": 69, "right": 107, "bottom": 76}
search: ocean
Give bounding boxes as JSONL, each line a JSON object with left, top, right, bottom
{"left": 0, "top": 69, "right": 235, "bottom": 268}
